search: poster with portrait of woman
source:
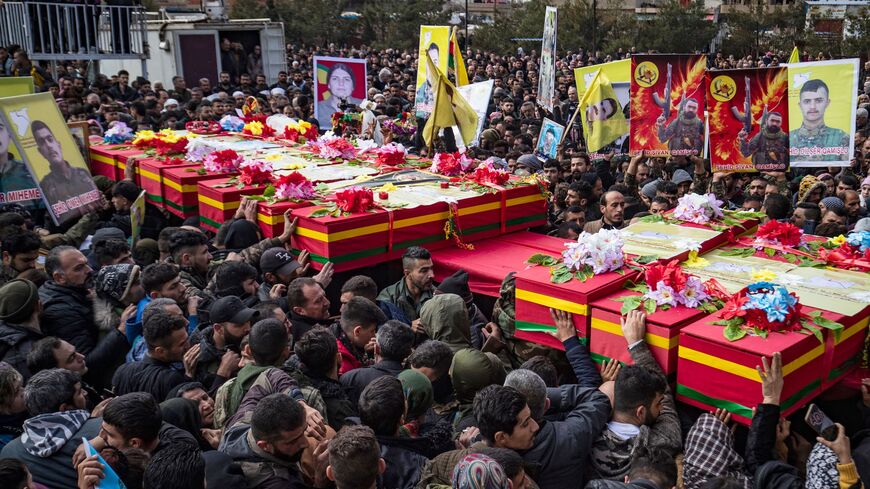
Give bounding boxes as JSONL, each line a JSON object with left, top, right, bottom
{"left": 313, "top": 56, "right": 368, "bottom": 130}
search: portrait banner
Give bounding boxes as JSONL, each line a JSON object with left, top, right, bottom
{"left": 535, "top": 118, "right": 565, "bottom": 161}
{"left": 414, "top": 26, "right": 451, "bottom": 119}
{"left": 786, "top": 58, "right": 858, "bottom": 168}
{"left": 630, "top": 54, "right": 707, "bottom": 157}
{"left": 0, "top": 93, "right": 100, "bottom": 226}
{"left": 575, "top": 59, "right": 631, "bottom": 159}
{"left": 313, "top": 56, "right": 368, "bottom": 130}
{"left": 130, "top": 190, "right": 146, "bottom": 246}
{"left": 579, "top": 70, "right": 629, "bottom": 154}
{"left": 537, "top": 6, "right": 558, "bottom": 112}
{"left": 452, "top": 79, "right": 495, "bottom": 148}
{"left": 706, "top": 67, "right": 789, "bottom": 173}
{"left": 0, "top": 77, "right": 35, "bottom": 98}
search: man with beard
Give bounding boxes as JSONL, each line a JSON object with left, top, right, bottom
{"left": 655, "top": 98, "right": 704, "bottom": 156}
{"left": 739, "top": 112, "right": 788, "bottom": 170}
{"left": 583, "top": 191, "right": 627, "bottom": 234}
{"left": 378, "top": 246, "right": 435, "bottom": 330}
{"left": 191, "top": 296, "right": 258, "bottom": 390}
{"left": 568, "top": 153, "right": 591, "bottom": 183}
{"left": 31, "top": 120, "right": 100, "bottom": 222}
{"left": 0, "top": 230, "right": 40, "bottom": 287}
{"left": 39, "top": 247, "right": 129, "bottom": 390}
{"left": 588, "top": 310, "right": 681, "bottom": 481}
{"left": 220, "top": 393, "right": 311, "bottom": 488}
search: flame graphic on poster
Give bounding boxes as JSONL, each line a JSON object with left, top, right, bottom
{"left": 629, "top": 55, "right": 707, "bottom": 155}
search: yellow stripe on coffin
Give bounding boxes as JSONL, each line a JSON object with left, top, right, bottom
{"left": 591, "top": 317, "right": 678, "bottom": 349}
{"left": 198, "top": 194, "right": 240, "bottom": 211}
{"left": 295, "top": 223, "right": 390, "bottom": 243}
{"left": 837, "top": 316, "right": 869, "bottom": 345}
{"left": 515, "top": 289, "right": 588, "bottom": 316}
{"left": 678, "top": 343, "right": 825, "bottom": 383}
{"left": 162, "top": 178, "right": 198, "bottom": 193}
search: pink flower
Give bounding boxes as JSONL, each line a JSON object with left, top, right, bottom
{"left": 273, "top": 172, "right": 317, "bottom": 200}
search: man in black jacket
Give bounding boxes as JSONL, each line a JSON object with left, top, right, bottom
{"left": 39, "top": 246, "right": 129, "bottom": 389}
{"left": 341, "top": 320, "right": 414, "bottom": 407}
{"left": 112, "top": 311, "right": 193, "bottom": 401}
{"left": 359, "top": 376, "right": 430, "bottom": 489}
{"left": 287, "top": 277, "right": 332, "bottom": 341}
{"left": 0, "top": 279, "right": 43, "bottom": 380}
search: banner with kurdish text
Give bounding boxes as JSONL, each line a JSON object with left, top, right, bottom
{"left": 707, "top": 67, "right": 789, "bottom": 173}
{"left": 415, "top": 26, "right": 451, "bottom": 119}
{"left": 0, "top": 93, "right": 100, "bottom": 225}
{"left": 630, "top": 54, "right": 707, "bottom": 157}
{"left": 786, "top": 59, "right": 858, "bottom": 168}
{"left": 313, "top": 56, "right": 368, "bottom": 130}
{"left": 537, "top": 6, "right": 558, "bottom": 112}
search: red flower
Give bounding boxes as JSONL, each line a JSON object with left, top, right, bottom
{"left": 239, "top": 167, "right": 272, "bottom": 186}
{"left": 469, "top": 162, "right": 509, "bottom": 186}
{"left": 644, "top": 260, "right": 686, "bottom": 291}
{"left": 757, "top": 221, "right": 803, "bottom": 247}
{"left": 720, "top": 295, "right": 748, "bottom": 320}
{"left": 153, "top": 137, "right": 188, "bottom": 156}
{"left": 333, "top": 187, "right": 375, "bottom": 213}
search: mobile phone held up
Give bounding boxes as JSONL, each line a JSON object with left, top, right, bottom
{"left": 805, "top": 403, "right": 838, "bottom": 442}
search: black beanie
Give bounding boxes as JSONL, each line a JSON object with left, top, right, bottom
{"left": 0, "top": 279, "right": 39, "bottom": 324}
{"left": 436, "top": 269, "right": 473, "bottom": 303}
{"left": 112, "top": 180, "right": 141, "bottom": 202}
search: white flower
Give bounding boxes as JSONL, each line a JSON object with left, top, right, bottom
{"left": 674, "top": 238, "right": 702, "bottom": 252}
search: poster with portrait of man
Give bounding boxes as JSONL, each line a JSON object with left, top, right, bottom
{"left": 575, "top": 60, "right": 631, "bottom": 159}
{"left": 629, "top": 54, "right": 707, "bottom": 157}
{"left": 706, "top": 67, "right": 789, "bottom": 173}
{"left": 0, "top": 93, "right": 100, "bottom": 226}
{"left": 313, "top": 56, "right": 368, "bottom": 130}
{"left": 415, "top": 26, "right": 451, "bottom": 120}
{"left": 537, "top": 6, "right": 558, "bottom": 112}
{"left": 535, "top": 118, "right": 565, "bottom": 161}
{"left": 786, "top": 58, "right": 858, "bottom": 168}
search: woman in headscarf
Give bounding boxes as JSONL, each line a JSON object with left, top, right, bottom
{"left": 398, "top": 369, "right": 453, "bottom": 458}
{"left": 452, "top": 453, "right": 510, "bottom": 489}
{"left": 450, "top": 348, "right": 507, "bottom": 433}
{"left": 159, "top": 397, "right": 217, "bottom": 451}
{"left": 211, "top": 218, "right": 263, "bottom": 261}
{"left": 419, "top": 294, "right": 472, "bottom": 353}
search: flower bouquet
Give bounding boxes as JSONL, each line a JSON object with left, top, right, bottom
{"left": 219, "top": 115, "right": 245, "bottom": 132}
{"left": 370, "top": 143, "right": 408, "bottom": 169}
{"left": 242, "top": 119, "right": 276, "bottom": 138}
{"left": 331, "top": 111, "right": 363, "bottom": 136}
{"left": 814, "top": 231, "right": 870, "bottom": 272}
{"left": 429, "top": 151, "right": 472, "bottom": 176}
{"left": 468, "top": 161, "right": 510, "bottom": 187}
{"left": 382, "top": 112, "right": 417, "bottom": 137}
{"left": 642, "top": 192, "right": 765, "bottom": 231}
{"left": 527, "top": 229, "right": 625, "bottom": 283}
{"left": 306, "top": 134, "right": 358, "bottom": 161}
{"left": 131, "top": 129, "right": 189, "bottom": 156}
{"left": 282, "top": 120, "right": 319, "bottom": 144}
{"left": 309, "top": 186, "right": 376, "bottom": 217}
{"left": 237, "top": 159, "right": 274, "bottom": 186}
{"left": 103, "top": 122, "right": 133, "bottom": 144}
{"left": 202, "top": 149, "right": 244, "bottom": 173}
{"left": 615, "top": 259, "right": 723, "bottom": 315}
{"left": 714, "top": 282, "right": 843, "bottom": 342}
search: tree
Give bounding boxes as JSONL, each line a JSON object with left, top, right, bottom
{"left": 359, "top": 0, "right": 448, "bottom": 50}
{"left": 639, "top": 0, "right": 716, "bottom": 53}
{"left": 844, "top": 7, "right": 870, "bottom": 59}
{"left": 231, "top": 0, "right": 355, "bottom": 46}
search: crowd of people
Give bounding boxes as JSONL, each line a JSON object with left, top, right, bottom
{"left": 0, "top": 38, "right": 870, "bottom": 489}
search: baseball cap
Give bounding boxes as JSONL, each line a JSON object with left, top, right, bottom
{"left": 210, "top": 296, "right": 259, "bottom": 324}
{"left": 260, "top": 247, "right": 302, "bottom": 277}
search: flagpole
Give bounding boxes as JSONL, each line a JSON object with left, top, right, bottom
{"left": 427, "top": 54, "right": 440, "bottom": 155}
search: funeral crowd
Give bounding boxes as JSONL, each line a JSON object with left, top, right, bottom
{"left": 0, "top": 40, "right": 869, "bottom": 489}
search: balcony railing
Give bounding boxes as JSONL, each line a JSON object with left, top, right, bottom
{"left": 0, "top": 2, "right": 148, "bottom": 60}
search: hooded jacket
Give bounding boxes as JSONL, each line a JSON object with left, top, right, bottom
{"left": 0, "top": 411, "right": 102, "bottom": 488}
{"left": 0, "top": 319, "right": 43, "bottom": 380}
{"left": 450, "top": 348, "right": 506, "bottom": 432}
{"left": 340, "top": 358, "right": 405, "bottom": 408}
{"left": 283, "top": 359, "right": 356, "bottom": 431}
{"left": 419, "top": 294, "right": 472, "bottom": 353}
{"left": 39, "top": 280, "right": 130, "bottom": 389}
{"left": 682, "top": 413, "right": 751, "bottom": 489}
{"left": 376, "top": 433, "right": 432, "bottom": 489}
{"left": 220, "top": 425, "right": 308, "bottom": 489}
{"left": 112, "top": 354, "right": 191, "bottom": 401}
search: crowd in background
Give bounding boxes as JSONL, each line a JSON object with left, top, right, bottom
{"left": 0, "top": 39, "right": 869, "bottom": 489}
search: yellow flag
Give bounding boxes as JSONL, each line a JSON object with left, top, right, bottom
{"left": 579, "top": 70, "right": 629, "bottom": 153}
{"left": 788, "top": 46, "right": 800, "bottom": 63}
{"left": 422, "top": 51, "right": 479, "bottom": 147}
{"left": 449, "top": 28, "right": 469, "bottom": 86}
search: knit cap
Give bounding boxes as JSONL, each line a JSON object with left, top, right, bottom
{"left": 95, "top": 264, "right": 141, "bottom": 303}
{"left": 516, "top": 154, "right": 543, "bottom": 173}
{"left": 641, "top": 179, "right": 660, "bottom": 199}
{"left": 820, "top": 196, "right": 844, "bottom": 212}
{"left": 671, "top": 169, "right": 693, "bottom": 185}
{"left": 0, "top": 279, "right": 39, "bottom": 324}
{"left": 436, "top": 269, "right": 473, "bottom": 303}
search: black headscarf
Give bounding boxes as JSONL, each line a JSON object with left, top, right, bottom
{"left": 159, "top": 398, "right": 210, "bottom": 451}
{"left": 223, "top": 219, "right": 261, "bottom": 251}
